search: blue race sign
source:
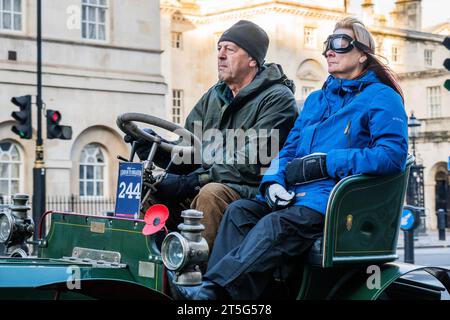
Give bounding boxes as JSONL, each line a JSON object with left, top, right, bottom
{"left": 115, "top": 162, "right": 143, "bottom": 219}
{"left": 400, "top": 208, "right": 415, "bottom": 231}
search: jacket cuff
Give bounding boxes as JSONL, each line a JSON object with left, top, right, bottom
{"left": 326, "top": 149, "right": 349, "bottom": 179}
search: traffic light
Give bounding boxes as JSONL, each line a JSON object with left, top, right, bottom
{"left": 46, "top": 109, "right": 72, "bottom": 140}
{"left": 444, "top": 36, "right": 450, "bottom": 91}
{"left": 11, "top": 95, "right": 32, "bottom": 139}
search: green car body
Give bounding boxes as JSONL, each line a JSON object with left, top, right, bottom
{"left": 0, "top": 212, "right": 168, "bottom": 299}
{"left": 0, "top": 155, "right": 448, "bottom": 300}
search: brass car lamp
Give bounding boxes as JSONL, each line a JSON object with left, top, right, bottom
{"left": 161, "top": 209, "right": 209, "bottom": 285}
{"left": 0, "top": 194, "right": 34, "bottom": 257}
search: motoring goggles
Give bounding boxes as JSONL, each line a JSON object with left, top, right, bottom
{"left": 322, "top": 34, "right": 372, "bottom": 56}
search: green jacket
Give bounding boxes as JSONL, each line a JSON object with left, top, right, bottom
{"left": 185, "top": 63, "right": 298, "bottom": 199}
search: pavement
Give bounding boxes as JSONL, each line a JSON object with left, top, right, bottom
{"left": 397, "top": 229, "right": 450, "bottom": 249}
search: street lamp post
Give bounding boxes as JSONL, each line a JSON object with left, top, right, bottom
{"left": 408, "top": 112, "right": 421, "bottom": 157}
{"left": 33, "top": 0, "right": 46, "bottom": 248}
{"left": 407, "top": 111, "right": 426, "bottom": 235}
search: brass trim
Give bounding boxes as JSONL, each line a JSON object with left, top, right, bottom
{"left": 90, "top": 221, "right": 105, "bottom": 234}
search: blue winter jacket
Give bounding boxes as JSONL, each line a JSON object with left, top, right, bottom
{"left": 258, "top": 70, "right": 409, "bottom": 215}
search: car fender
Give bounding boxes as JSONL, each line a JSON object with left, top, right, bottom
{"left": 333, "top": 262, "right": 450, "bottom": 300}
{"left": 0, "top": 260, "right": 170, "bottom": 300}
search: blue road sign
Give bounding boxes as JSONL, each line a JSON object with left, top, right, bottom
{"left": 401, "top": 208, "right": 415, "bottom": 231}
{"left": 448, "top": 156, "right": 450, "bottom": 171}
{"left": 115, "top": 162, "right": 143, "bottom": 219}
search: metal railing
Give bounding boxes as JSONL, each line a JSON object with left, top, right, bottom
{"left": 0, "top": 194, "right": 115, "bottom": 217}
{"left": 46, "top": 194, "right": 115, "bottom": 216}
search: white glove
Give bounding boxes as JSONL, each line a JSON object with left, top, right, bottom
{"left": 265, "top": 183, "right": 295, "bottom": 209}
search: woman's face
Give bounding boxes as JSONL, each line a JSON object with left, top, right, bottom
{"left": 324, "top": 28, "right": 367, "bottom": 79}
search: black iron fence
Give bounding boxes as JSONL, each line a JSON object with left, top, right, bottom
{"left": 1, "top": 194, "right": 115, "bottom": 216}
{"left": 46, "top": 195, "right": 115, "bottom": 216}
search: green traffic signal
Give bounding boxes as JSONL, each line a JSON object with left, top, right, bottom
{"left": 445, "top": 80, "right": 450, "bottom": 92}
{"left": 11, "top": 95, "right": 32, "bottom": 139}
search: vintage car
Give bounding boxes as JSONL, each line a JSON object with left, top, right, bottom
{"left": 0, "top": 113, "right": 449, "bottom": 300}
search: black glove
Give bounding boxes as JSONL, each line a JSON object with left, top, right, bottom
{"left": 155, "top": 172, "right": 203, "bottom": 203}
{"left": 124, "top": 128, "right": 171, "bottom": 161}
{"left": 285, "top": 153, "right": 328, "bottom": 186}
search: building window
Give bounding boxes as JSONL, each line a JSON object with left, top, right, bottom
{"left": 0, "top": 141, "right": 21, "bottom": 199}
{"left": 427, "top": 86, "right": 441, "bottom": 118}
{"left": 304, "top": 27, "right": 317, "bottom": 48}
{"left": 79, "top": 144, "right": 105, "bottom": 197}
{"left": 0, "top": 0, "right": 22, "bottom": 31}
{"left": 391, "top": 46, "right": 399, "bottom": 63}
{"left": 424, "top": 49, "right": 433, "bottom": 67}
{"left": 172, "top": 90, "right": 183, "bottom": 124}
{"left": 81, "top": 0, "right": 107, "bottom": 41}
{"left": 301, "top": 86, "right": 315, "bottom": 100}
{"left": 172, "top": 32, "right": 183, "bottom": 49}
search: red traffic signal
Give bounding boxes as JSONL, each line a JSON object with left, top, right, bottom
{"left": 49, "top": 110, "right": 61, "bottom": 123}
{"left": 46, "top": 109, "right": 72, "bottom": 140}
{"left": 11, "top": 95, "right": 32, "bottom": 139}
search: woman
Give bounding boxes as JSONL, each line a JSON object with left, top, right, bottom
{"left": 169, "top": 17, "right": 409, "bottom": 300}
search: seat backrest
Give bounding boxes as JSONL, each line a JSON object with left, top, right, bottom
{"left": 320, "top": 155, "right": 414, "bottom": 268}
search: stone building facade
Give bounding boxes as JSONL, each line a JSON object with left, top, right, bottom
{"left": 0, "top": 0, "right": 166, "bottom": 208}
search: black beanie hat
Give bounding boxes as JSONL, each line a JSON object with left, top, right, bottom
{"left": 218, "top": 20, "right": 269, "bottom": 67}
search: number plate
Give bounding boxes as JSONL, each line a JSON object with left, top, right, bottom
{"left": 114, "top": 162, "right": 143, "bottom": 219}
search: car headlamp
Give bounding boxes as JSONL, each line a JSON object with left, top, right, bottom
{"left": 161, "top": 209, "right": 209, "bottom": 285}
{"left": 161, "top": 232, "right": 189, "bottom": 271}
{"left": 0, "top": 212, "right": 14, "bottom": 244}
{"left": 0, "top": 194, "right": 34, "bottom": 256}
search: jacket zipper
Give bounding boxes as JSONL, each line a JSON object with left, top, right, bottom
{"left": 344, "top": 120, "right": 351, "bottom": 148}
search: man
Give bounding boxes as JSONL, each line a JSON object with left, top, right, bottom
{"left": 127, "top": 20, "right": 298, "bottom": 250}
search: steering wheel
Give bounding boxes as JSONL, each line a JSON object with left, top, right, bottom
{"left": 116, "top": 113, "right": 201, "bottom": 156}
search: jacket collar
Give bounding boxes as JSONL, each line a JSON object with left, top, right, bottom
{"left": 324, "top": 70, "right": 379, "bottom": 95}
{"left": 318, "top": 70, "right": 380, "bottom": 119}
{"left": 214, "top": 63, "right": 295, "bottom": 105}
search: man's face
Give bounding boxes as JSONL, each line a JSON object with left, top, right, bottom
{"left": 217, "top": 41, "right": 256, "bottom": 85}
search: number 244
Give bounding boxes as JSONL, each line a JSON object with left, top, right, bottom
{"left": 118, "top": 182, "right": 141, "bottom": 199}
